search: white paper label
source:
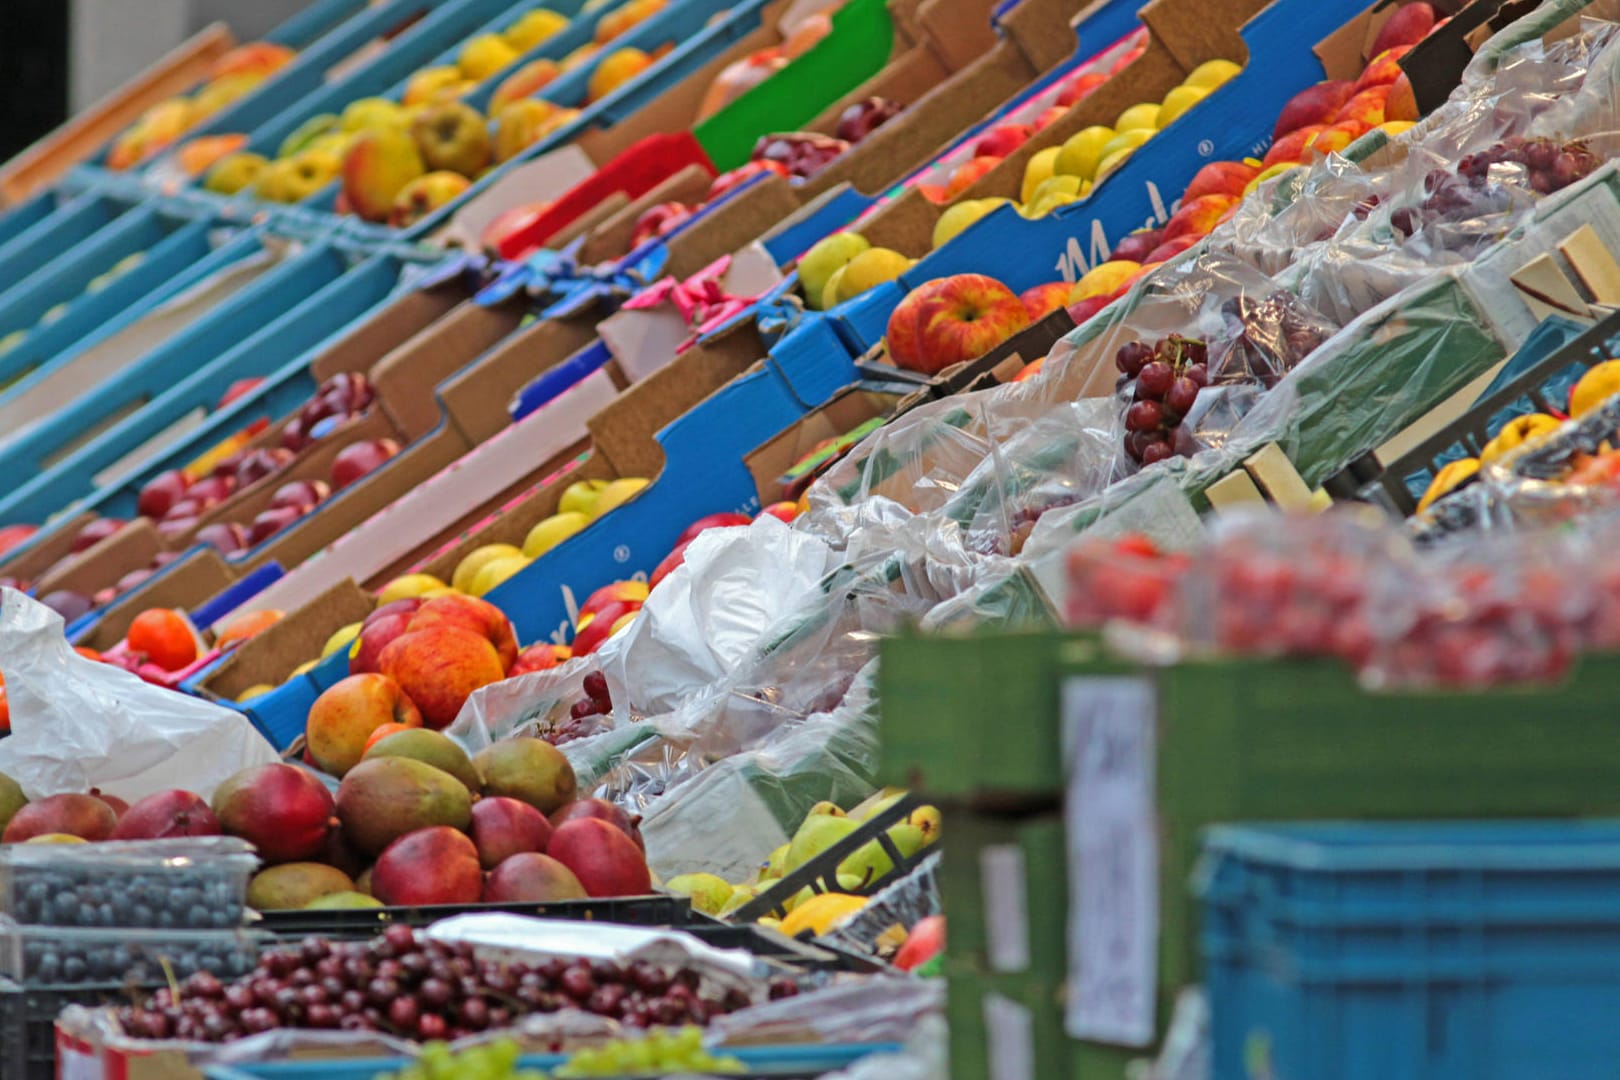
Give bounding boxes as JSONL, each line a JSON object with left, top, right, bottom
{"left": 984, "top": 992, "right": 1035, "bottom": 1080}
{"left": 1062, "top": 675, "right": 1158, "bottom": 1047}
{"left": 980, "top": 843, "right": 1030, "bottom": 973}
{"left": 55, "top": 1031, "right": 100, "bottom": 1080}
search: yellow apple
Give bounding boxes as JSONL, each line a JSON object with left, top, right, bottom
{"left": 1158, "top": 85, "right": 1208, "bottom": 128}
{"left": 932, "top": 198, "right": 1003, "bottom": 250}
{"left": 1055, "top": 126, "right": 1116, "bottom": 181}
{"left": 452, "top": 543, "right": 524, "bottom": 594}
{"left": 799, "top": 232, "right": 869, "bottom": 310}
{"left": 557, "top": 479, "right": 608, "bottom": 517}
{"left": 340, "top": 97, "right": 406, "bottom": 133}
{"left": 1070, "top": 259, "right": 1141, "bottom": 302}
{"left": 1095, "top": 128, "right": 1154, "bottom": 180}
{"left": 1021, "top": 146, "right": 1061, "bottom": 204}
{"left": 1184, "top": 59, "right": 1242, "bottom": 91}
{"left": 504, "top": 9, "right": 569, "bottom": 51}
{"left": 322, "top": 623, "right": 363, "bottom": 658}
{"left": 836, "top": 248, "right": 911, "bottom": 304}
{"left": 471, "top": 555, "right": 530, "bottom": 596}
{"left": 378, "top": 573, "right": 448, "bottom": 604}
{"left": 402, "top": 66, "right": 465, "bottom": 107}
{"left": 822, "top": 266, "right": 847, "bottom": 312}
{"left": 592, "top": 477, "right": 649, "bottom": 519}
{"left": 458, "top": 34, "right": 518, "bottom": 81}
{"left": 522, "top": 511, "right": 589, "bottom": 558}
{"left": 1114, "top": 103, "right": 1160, "bottom": 132}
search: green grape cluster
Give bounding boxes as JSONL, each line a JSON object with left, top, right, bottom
{"left": 379, "top": 1038, "right": 548, "bottom": 1080}
{"left": 555, "top": 1026, "right": 746, "bottom": 1077}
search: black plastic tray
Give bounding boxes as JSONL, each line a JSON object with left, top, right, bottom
{"left": 258, "top": 894, "right": 703, "bottom": 940}
{"left": 0, "top": 979, "right": 145, "bottom": 1080}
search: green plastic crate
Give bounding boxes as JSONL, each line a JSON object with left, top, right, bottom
{"left": 884, "top": 635, "right": 1620, "bottom": 1074}
{"left": 940, "top": 812, "right": 1068, "bottom": 982}
{"left": 692, "top": 0, "right": 897, "bottom": 171}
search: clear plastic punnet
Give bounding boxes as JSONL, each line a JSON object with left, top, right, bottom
{"left": 0, "top": 837, "right": 257, "bottom": 929}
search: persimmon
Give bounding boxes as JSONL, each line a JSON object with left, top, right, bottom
{"left": 127, "top": 609, "right": 199, "bottom": 671}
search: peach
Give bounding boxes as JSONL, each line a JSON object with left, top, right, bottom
{"left": 945, "top": 156, "right": 1002, "bottom": 199}
{"left": 1162, "top": 194, "right": 1237, "bottom": 243}
{"left": 307, "top": 674, "right": 423, "bottom": 777}
{"left": 1334, "top": 86, "right": 1390, "bottom": 129}
{"left": 1020, "top": 282, "right": 1071, "bottom": 322}
{"left": 905, "top": 273, "right": 1032, "bottom": 375}
{"left": 588, "top": 48, "right": 653, "bottom": 104}
{"left": 1262, "top": 125, "right": 1324, "bottom": 169}
{"left": 341, "top": 125, "right": 425, "bottom": 223}
{"left": 491, "top": 58, "right": 561, "bottom": 114}
{"left": 407, "top": 593, "right": 519, "bottom": 672}
{"left": 380, "top": 627, "right": 506, "bottom": 728}
{"left": 1370, "top": 2, "right": 1436, "bottom": 58}
{"left": 1271, "top": 81, "right": 1353, "bottom": 140}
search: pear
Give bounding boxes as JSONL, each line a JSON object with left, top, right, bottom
{"left": 848, "top": 787, "right": 904, "bottom": 822}
{"left": 805, "top": 800, "right": 845, "bottom": 819}
{"left": 785, "top": 814, "right": 859, "bottom": 874}
{"left": 837, "top": 823, "right": 925, "bottom": 888}
{"left": 717, "top": 884, "right": 759, "bottom": 918}
{"left": 911, "top": 804, "right": 942, "bottom": 845}
{"left": 665, "top": 873, "right": 734, "bottom": 916}
{"left": 763, "top": 843, "right": 789, "bottom": 879}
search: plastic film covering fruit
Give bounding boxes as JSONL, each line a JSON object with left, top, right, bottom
{"left": 0, "top": 588, "right": 277, "bottom": 801}
{"left": 708, "top": 977, "right": 945, "bottom": 1052}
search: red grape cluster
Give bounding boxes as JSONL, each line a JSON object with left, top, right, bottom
{"left": 551, "top": 672, "right": 613, "bottom": 745}
{"left": 1116, "top": 335, "right": 1209, "bottom": 465}
{"left": 114, "top": 925, "right": 768, "bottom": 1045}
{"left": 1393, "top": 137, "right": 1601, "bottom": 236}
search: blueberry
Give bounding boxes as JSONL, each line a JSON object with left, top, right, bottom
{"left": 53, "top": 894, "right": 79, "bottom": 924}
{"left": 132, "top": 903, "right": 154, "bottom": 925}
{"left": 187, "top": 905, "right": 212, "bottom": 929}
{"left": 35, "top": 953, "right": 61, "bottom": 982}
{"left": 62, "top": 957, "right": 87, "bottom": 982}
{"left": 157, "top": 910, "right": 176, "bottom": 929}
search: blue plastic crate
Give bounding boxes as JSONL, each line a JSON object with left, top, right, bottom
{"left": 0, "top": 246, "right": 414, "bottom": 526}
{"left": 1198, "top": 820, "right": 1620, "bottom": 1080}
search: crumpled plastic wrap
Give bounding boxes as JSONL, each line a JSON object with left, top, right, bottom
{"left": 708, "top": 975, "right": 944, "bottom": 1049}
{"left": 0, "top": 588, "right": 277, "bottom": 800}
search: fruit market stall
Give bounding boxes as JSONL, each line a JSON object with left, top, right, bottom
{"left": 9, "top": 0, "right": 1620, "bottom": 1075}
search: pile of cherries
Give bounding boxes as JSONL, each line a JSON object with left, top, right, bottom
{"left": 115, "top": 924, "right": 787, "bottom": 1045}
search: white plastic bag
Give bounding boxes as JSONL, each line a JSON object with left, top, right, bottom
{"left": 598, "top": 515, "right": 835, "bottom": 721}
{"left": 0, "top": 588, "right": 277, "bottom": 800}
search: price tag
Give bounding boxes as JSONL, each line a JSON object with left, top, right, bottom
{"left": 55, "top": 1028, "right": 103, "bottom": 1080}
{"left": 983, "top": 992, "right": 1035, "bottom": 1080}
{"left": 1062, "top": 675, "right": 1158, "bottom": 1047}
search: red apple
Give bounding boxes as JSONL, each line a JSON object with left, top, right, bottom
{"left": 188, "top": 474, "right": 237, "bottom": 505}
{"left": 1058, "top": 71, "right": 1108, "bottom": 107}
{"left": 331, "top": 439, "right": 400, "bottom": 490}
{"left": 1019, "top": 282, "right": 1071, "bottom": 322}
{"left": 972, "top": 123, "right": 1033, "bottom": 160}
{"left": 216, "top": 378, "right": 263, "bottom": 410}
{"left": 572, "top": 600, "right": 635, "bottom": 656}
{"left": 650, "top": 541, "right": 691, "bottom": 589}
{"left": 676, "top": 512, "right": 752, "bottom": 545}
{"left": 1031, "top": 106, "right": 1068, "bottom": 131}
{"left": 196, "top": 522, "right": 251, "bottom": 554}
{"left": 1110, "top": 228, "right": 1166, "bottom": 264}
{"left": 893, "top": 274, "right": 1032, "bottom": 376}
{"left": 885, "top": 278, "right": 950, "bottom": 370}
{"left": 366, "top": 598, "right": 424, "bottom": 627}
{"left": 1370, "top": 1, "right": 1436, "bottom": 58}
{"left": 234, "top": 447, "right": 295, "bottom": 488}
{"left": 945, "top": 156, "right": 1002, "bottom": 199}
{"left": 510, "top": 643, "right": 570, "bottom": 676}
{"left": 350, "top": 610, "right": 415, "bottom": 675}
{"left": 757, "top": 501, "right": 799, "bottom": 523}
{"left": 247, "top": 505, "right": 302, "bottom": 546}
{"left": 270, "top": 479, "right": 330, "bottom": 513}
{"left": 1144, "top": 234, "right": 1201, "bottom": 264}
{"left": 1271, "top": 81, "right": 1354, "bottom": 140}
{"left": 1183, "top": 160, "right": 1261, "bottom": 203}
{"left": 71, "top": 518, "right": 124, "bottom": 554}
{"left": 1162, "top": 194, "right": 1237, "bottom": 244}
{"left": 137, "top": 470, "right": 191, "bottom": 520}
{"left": 578, "top": 580, "right": 648, "bottom": 624}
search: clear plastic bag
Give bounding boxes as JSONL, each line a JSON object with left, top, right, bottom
{"left": 0, "top": 588, "right": 277, "bottom": 801}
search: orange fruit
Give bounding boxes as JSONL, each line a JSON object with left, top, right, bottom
{"left": 73, "top": 646, "right": 102, "bottom": 663}
{"left": 128, "top": 608, "right": 199, "bottom": 671}
{"left": 216, "top": 609, "right": 283, "bottom": 650}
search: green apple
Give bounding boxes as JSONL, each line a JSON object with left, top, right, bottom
{"left": 665, "top": 873, "right": 734, "bottom": 916}
{"left": 523, "top": 511, "right": 589, "bottom": 558}
{"left": 557, "top": 479, "right": 608, "bottom": 517}
{"left": 799, "top": 232, "right": 870, "bottom": 310}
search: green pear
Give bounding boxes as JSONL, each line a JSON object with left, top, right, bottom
{"left": 785, "top": 814, "right": 859, "bottom": 874}
{"left": 665, "top": 873, "right": 734, "bottom": 916}
{"left": 851, "top": 791, "right": 904, "bottom": 823}
{"left": 837, "top": 823, "right": 925, "bottom": 887}
{"left": 836, "top": 872, "right": 866, "bottom": 892}
{"left": 717, "top": 884, "right": 759, "bottom": 918}
{"left": 763, "top": 843, "right": 789, "bottom": 879}
{"left": 805, "top": 800, "right": 845, "bottom": 819}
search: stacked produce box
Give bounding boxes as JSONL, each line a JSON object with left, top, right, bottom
{"left": 6, "top": 0, "right": 1620, "bottom": 1075}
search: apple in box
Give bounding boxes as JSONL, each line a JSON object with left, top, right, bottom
{"left": 197, "top": 521, "right": 250, "bottom": 555}
{"left": 71, "top": 518, "right": 123, "bottom": 554}
{"left": 886, "top": 275, "right": 1032, "bottom": 376}
{"left": 629, "top": 202, "right": 692, "bottom": 249}
{"left": 834, "top": 97, "right": 903, "bottom": 143}
{"left": 234, "top": 447, "right": 294, "bottom": 488}
{"left": 331, "top": 438, "right": 400, "bottom": 490}
{"left": 136, "top": 470, "right": 190, "bottom": 520}
{"left": 972, "top": 122, "right": 1032, "bottom": 160}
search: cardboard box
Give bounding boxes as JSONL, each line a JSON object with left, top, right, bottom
{"left": 744, "top": 384, "right": 907, "bottom": 503}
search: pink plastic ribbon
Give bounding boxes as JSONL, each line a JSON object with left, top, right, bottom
{"left": 621, "top": 256, "right": 762, "bottom": 352}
